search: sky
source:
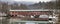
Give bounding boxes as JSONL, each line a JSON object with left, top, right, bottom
{"left": 0, "top": 0, "right": 55, "bottom": 3}
{"left": 14, "top": 0, "right": 52, "bottom": 3}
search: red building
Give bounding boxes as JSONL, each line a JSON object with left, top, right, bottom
{"left": 9, "top": 9, "right": 53, "bottom": 21}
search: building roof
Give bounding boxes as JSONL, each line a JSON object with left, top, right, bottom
{"left": 10, "top": 9, "right": 53, "bottom": 11}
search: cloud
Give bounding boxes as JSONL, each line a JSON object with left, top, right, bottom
{"left": 14, "top": 0, "right": 52, "bottom": 3}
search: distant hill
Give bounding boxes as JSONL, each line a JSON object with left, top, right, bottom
{"left": 28, "top": 1, "right": 57, "bottom": 9}
{"left": 0, "top": 0, "right": 35, "bottom": 5}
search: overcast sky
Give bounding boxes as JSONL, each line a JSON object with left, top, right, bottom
{"left": 14, "top": 0, "right": 53, "bottom": 3}
{"left": 0, "top": 0, "right": 56, "bottom": 3}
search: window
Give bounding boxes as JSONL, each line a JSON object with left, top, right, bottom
{"left": 15, "top": 15, "right": 17, "bottom": 16}
{"left": 31, "top": 15, "right": 40, "bottom": 18}
{"left": 39, "top": 15, "right": 48, "bottom": 18}
{"left": 34, "top": 15, "right": 40, "bottom": 18}
{"left": 31, "top": 15, "right": 34, "bottom": 18}
{"left": 49, "top": 18, "right": 52, "bottom": 21}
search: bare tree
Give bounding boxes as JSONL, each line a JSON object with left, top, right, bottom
{"left": 20, "top": 4, "right": 28, "bottom": 9}
{"left": 1, "top": 2, "right": 9, "bottom": 13}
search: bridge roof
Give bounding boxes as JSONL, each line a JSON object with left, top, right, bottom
{"left": 10, "top": 9, "right": 53, "bottom": 11}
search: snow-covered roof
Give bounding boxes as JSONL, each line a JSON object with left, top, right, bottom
{"left": 10, "top": 9, "right": 53, "bottom": 11}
